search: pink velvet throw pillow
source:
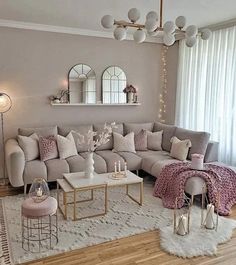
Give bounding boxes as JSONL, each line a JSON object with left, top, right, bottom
{"left": 39, "top": 135, "right": 58, "bottom": 161}
{"left": 134, "top": 129, "right": 148, "bottom": 151}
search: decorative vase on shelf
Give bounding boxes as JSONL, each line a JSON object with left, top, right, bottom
{"left": 127, "top": 92, "right": 133, "bottom": 103}
{"left": 85, "top": 152, "right": 95, "bottom": 178}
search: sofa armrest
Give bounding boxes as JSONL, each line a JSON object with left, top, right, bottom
{"left": 204, "top": 141, "right": 219, "bottom": 163}
{"left": 5, "top": 139, "right": 25, "bottom": 187}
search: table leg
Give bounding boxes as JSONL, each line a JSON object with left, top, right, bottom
{"left": 126, "top": 184, "right": 129, "bottom": 195}
{"left": 105, "top": 185, "right": 108, "bottom": 214}
{"left": 73, "top": 189, "right": 76, "bottom": 221}
{"left": 64, "top": 192, "right": 67, "bottom": 219}
{"left": 140, "top": 181, "right": 143, "bottom": 206}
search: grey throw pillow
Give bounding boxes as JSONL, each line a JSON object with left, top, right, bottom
{"left": 17, "top": 133, "right": 39, "bottom": 161}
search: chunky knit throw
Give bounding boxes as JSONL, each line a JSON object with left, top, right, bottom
{"left": 153, "top": 162, "right": 236, "bottom": 215}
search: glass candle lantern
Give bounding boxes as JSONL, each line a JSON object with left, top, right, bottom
{"left": 28, "top": 178, "right": 50, "bottom": 203}
{"left": 201, "top": 184, "right": 219, "bottom": 231}
{"left": 174, "top": 194, "right": 191, "bottom": 236}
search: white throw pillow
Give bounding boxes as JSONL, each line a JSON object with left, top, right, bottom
{"left": 57, "top": 132, "right": 78, "bottom": 159}
{"left": 147, "top": 130, "right": 163, "bottom": 151}
{"left": 113, "top": 132, "right": 136, "bottom": 153}
{"left": 17, "top": 133, "right": 39, "bottom": 161}
{"left": 170, "top": 136, "right": 192, "bottom": 161}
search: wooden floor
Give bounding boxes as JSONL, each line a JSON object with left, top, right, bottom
{"left": 2, "top": 185, "right": 236, "bottom": 265}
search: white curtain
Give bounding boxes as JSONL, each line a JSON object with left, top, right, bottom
{"left": 175, "top": 26, "right": 236, "bottom": 166}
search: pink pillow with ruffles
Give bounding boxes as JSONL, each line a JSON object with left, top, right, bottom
{"left": 39, "top": 135, "right": 58, "bottom": 161}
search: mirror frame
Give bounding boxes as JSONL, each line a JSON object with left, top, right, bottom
{"left": 68, "top": 63, "right": 96, "bottom": 104}
{"left": 101, "top": 66, "right": 127, "bottom": 104}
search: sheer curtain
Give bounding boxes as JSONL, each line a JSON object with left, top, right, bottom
{"left": 175, "top": 26, "right": 236, "bottom": 166}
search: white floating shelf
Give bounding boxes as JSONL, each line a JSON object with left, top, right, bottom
{"left": 50, "top": 102, "right": 141, "bottom": 106}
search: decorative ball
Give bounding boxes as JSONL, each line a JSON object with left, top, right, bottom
{"left": 101, "top": 15, "right": 114, "bottom": 29}
{"left": 128, "top": 8, "right": 140, "bottom": 23}
{"left": 145, "top": 18, "right": 158, "bottom": 32}
{"left": 186, "top": 25, "right": 198, "bottom": 37}
{"left": 163, "top": 21, "right": 175, "bottom": 34}
{"left": 146, "top": 11, "right": 158, "bottom": 21}
{"left": 163, "top": 33, "right": 175, "bottom": 46}
{"left": 133, "top": 29, "right": 146, "bottom": 43}
{"left": 186, "top": 36, "right": 197, "bottom": 47}
{"left": 201, "top": 28, "right": 212, "bottom": 40}
{"left": 175, "top": 16, "right": 186, "bottom": 29}
{"left": 113, "top": 27, "right": 127, "bottom": 41}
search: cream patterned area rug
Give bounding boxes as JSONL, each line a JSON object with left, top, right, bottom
{"left": 1, "top": 179, "right": 236, "bottom": 264}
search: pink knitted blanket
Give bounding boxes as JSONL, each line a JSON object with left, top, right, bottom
{"left": 153, "top": 162, "right": 236, "bottom": 216}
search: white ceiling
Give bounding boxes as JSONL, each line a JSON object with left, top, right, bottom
{"left": 0, "top": 0, "right": 235, "bottom": 32}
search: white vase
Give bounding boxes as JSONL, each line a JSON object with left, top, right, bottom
{"left": 127, "top": 92, "right": 133, "bottom": 103}
{"left": 85, "top": 152, "right": 94, "bottom": 178}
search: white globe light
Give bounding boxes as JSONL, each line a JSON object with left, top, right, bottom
{"left": 101, "top": 15, "right": 114, "bottom": 29}
{"left": 128, "top": 8, "right": 140, "bottom": 23}
{"left": 146, "top": 11, "right": 158, "bottom": 21}
{"left": 113, "top": 27, "right": 127, "bottom": 41}
{"left": 145, "top": 18, "right": 157, "bottom": 32}
{"left": 175, "top": 16, "right": 186, "bottom": 29}
{"left": 133, "top": 29, "right": 146, "bottom": 43}
{"left": 163, "top": 21, "right": 175, "bottom": 34}
{"left": 163, "top": 33, "right": 175, "bottom": 46}
{"left": 186, "top": 36, "right": 197, "bottom": 47}
{"left": 201, "top": 28, "right": 212, "bottom": 40}
{"left": 186, "top": 25, "right": 198, "bottom": 37}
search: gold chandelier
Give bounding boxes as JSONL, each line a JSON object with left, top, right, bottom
{"left": 101, "top": 0, "right": 212, "bottom": 47}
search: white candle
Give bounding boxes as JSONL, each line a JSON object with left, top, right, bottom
{"left": 124, "top": 162, "right": 127, "bottom": 172}
{"left": 118, "top": 160, "right": 121, "bottom": 172}
{"left": 114, "top": 162, "right": 117, "bottom": 173}
{"left": 177, "top": 215, "right": 187, "bottom": 236}
{"left": 36, "top": 187, "right": 42, "bottom": 197}
{"left": 206, "top": 204, "right": 215, "bottom": 229}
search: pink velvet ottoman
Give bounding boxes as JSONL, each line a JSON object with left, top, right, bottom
{"left": 21, "top": 196, "right": 58, "bottom": 252}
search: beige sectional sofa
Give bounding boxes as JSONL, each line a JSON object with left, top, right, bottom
{"left": 5, "top": 122, "right": 219, "bottom": 191}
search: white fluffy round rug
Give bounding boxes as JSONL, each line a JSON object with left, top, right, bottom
{"left": 160, "top": 206, "right": 236, "bottom": 258}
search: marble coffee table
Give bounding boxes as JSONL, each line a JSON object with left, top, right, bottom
{"left": 57, "top": 170, "right": 143, "bottom": 220}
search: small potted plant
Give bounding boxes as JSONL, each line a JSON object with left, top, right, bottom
{"left": 123, "top": 85, "right": 137, "bottom": 103}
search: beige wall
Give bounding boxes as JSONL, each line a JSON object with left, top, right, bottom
{"left": 0, "top": 27, "right": 179, "bottom": 177}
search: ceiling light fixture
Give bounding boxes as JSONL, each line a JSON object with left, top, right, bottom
{"left": 101, "top": 0, "right": 212, "bottom": 47}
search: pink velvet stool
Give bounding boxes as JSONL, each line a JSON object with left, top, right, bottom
{"left": 21, "top": 196, "right": 58, "bottom": 252}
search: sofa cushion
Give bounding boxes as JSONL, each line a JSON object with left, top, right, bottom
{"left": 80, "top": 152, "right": 107, "bottom": 173}
{"left": 147, "top": 131, "right": 163, "bottom": 151}
{"left": 96, "top": 150, "right": 125, "bottom": 172}
{"left": 124, "top": 122, "right": 154, "bottom": 135}
{"left": 23, "top": 160, "right": 47, "bottom": 184}
{"left": 117, "top": 152, "right": 142, "bottom": 171}
{"left": 153, "top": 122, "right": 177, "bottom": 152}
{"left": 18, "top": 126, "right": 58, "bottom": 137}
{"left": 17, "top": 133, "right": 39, "bottom": 161}
{"left": 45, "top": 159, "right": 70, "bottom": 181}
{"left": 94, "top": 123, "right": 123, "bottom": 151}
{"left": 39, "top": 136, "right": 58, "bottom": 161}
{"left": 66, "top": 155, "right": 85, "bottom": 173}
{"left": 134, "top": 129, "right": 148, "bottom": 151}
{"left": 151, "top": 158, "right": 180, "bottom": 177}
{"left": 58, "top": 125, "right": 92, "bottom": 152}
{"left": 57, "top": 133, "right": 77, "bottom": 159}
{"left": 139, "top": 151, "right": 179, "bottom": 176}
{"left": 175, "top": 127, "right": 210, "bottom": 160}
{"left": 170, "top": 136, "right": 192, "bottom": 161}
{"left": 113, "top": 132, "right": 136, "bottom": 153}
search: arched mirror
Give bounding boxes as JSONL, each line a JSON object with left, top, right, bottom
{"left": 102, "top": 66, "right": 127, "bottom": 104}
{"left": 68, "top": 64, "right": 96, "bottom": 104}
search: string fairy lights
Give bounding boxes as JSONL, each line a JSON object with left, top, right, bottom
{"left": 158, "top": 45, "right": 168, "bottom": 123}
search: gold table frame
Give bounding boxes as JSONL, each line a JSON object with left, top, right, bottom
{"left": 57, "top": 181, "right": 108, "bottom": 221}
{"left": 57, "top": 172, "right": 143, "bottom": 221}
